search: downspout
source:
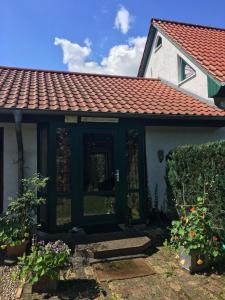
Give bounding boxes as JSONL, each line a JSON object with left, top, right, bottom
{"left": 13, "top": 110, "right": 24, "bottom": 194}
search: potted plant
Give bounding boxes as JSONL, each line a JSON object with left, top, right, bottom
{"left": 170, "top": 196, "right": 223, "bottom": 273}
{"left": 14, "top": 240, "right": 71, "bottom": 293}
{"left": 0, "top": 222, "right": 29, "bottom": 257}
{"left": 0, "top": 174, "right": 48, "bottom": 258}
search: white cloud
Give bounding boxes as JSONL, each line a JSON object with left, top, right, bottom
{"left": 114, "top": 6, "right": 133, "bottom": 34}
{"left": 54, "top": 36, "right": 146, "bottom": 76}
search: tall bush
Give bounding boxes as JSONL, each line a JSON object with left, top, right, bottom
{"left": 167, "top": 140, "right": 225, "bottom": 237}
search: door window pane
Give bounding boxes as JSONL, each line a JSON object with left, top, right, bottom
{"left": 84, "top": 195, "right": 115, "bottom": 216}
{"left": 84, "top": 134, "right": 115, "bottom": 193}
{"left": 83, "top": 133, "right": 116, "bottom": 217}
{"left": 56, "top": 128, "right": 72, "bottom": 225}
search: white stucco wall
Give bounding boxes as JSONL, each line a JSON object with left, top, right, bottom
{"left": 145, "top": 126, "right": 225, "bottom": 212}
{"left": 144, "top": 30, "right": 212, "bottom": 101}
{"left": 0, "top": 123, "right": 37, "bottom": 210}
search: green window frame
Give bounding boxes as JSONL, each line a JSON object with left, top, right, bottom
{"left": 178, "top": 56, "right": 196, "bottom": 83}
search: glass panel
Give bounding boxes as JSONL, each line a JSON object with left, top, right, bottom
{"left": 127, "top": 130, "right": 139, "bottom": 190}
{"left": 56, "top": 128, "right": 72, "bottom": 225}
{"left": 128, "top": 192, "right": 140, "bottom": 220}
{"left": 56, "top": 197, "right": 71, "bottom": 226}
{"left": 180, "top": 58, "right": 196, "bottom": 81}
{"left": 56, "top": 128, "right": 71, "bottom": 194}
{"left": 84, "top": 195, "right": 115, "bottom": 216}
{"left": 39, "top": 127, "right": 48, "bottom": 176}
{"left": 84, "top": 134, "right": 115, "bottom": 193}
{"left": 38, "top": 127, "right": 48, "bottom": 225}
{"left": 0, "top": 128, "right": 3, "bottom": 214}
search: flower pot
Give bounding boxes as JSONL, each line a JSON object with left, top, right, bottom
{"left": 32, "top": 275, "right": 58, "bottom": 293}
{"left": 179, "top": 246, "right": 209, "bottom": 273}
{"left": 6, "top": 240, "right": 29, "bottom": 258}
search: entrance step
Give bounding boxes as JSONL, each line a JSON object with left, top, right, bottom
{"left": 89, "top": 253, "right": 148, "bottom": 264}
{"left": 76, "top": 236, "right": 151, "bottom": 260}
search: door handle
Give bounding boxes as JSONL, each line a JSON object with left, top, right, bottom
{"left": 114, "top": 169, "right": 120, "bottom": 182}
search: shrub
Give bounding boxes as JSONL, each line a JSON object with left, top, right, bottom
{"left": 0, "top": 173, "right": 48, "bottom": 247}
{"left": 167, "top": 140, "right": 225, "bottom": 238}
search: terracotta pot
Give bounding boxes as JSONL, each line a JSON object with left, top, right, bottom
{"left": 32, "top": 275, "right": 58, "bottom": 293}
{"left": 6, "top": 240, "right": 29, "bottom": 258}
{"left": 179, "top": 246, "right": 209, "bottom": 273}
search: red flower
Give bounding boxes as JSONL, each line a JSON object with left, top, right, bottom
{"left": 212, "top": 236, "right": 220, "bottom": 241}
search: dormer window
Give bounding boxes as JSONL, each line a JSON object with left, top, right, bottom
{"left": 154, "top": 36, "right": 162, "bottom": 51}
{"left": 178, "top": 56, "right": 196, "bottom": 83}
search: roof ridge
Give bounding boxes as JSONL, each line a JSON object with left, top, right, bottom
{"left": 152, "top": 17, "right": 225, "bottom": 32}
{"left": 0, "top": 65, "right": 160, "bottom": 81}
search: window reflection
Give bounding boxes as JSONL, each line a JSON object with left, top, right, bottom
{"left": 127, "top": 129, "right": 139, "bottom": 190}
{"left": 56, "top": 128, "right": 72, "bottom": 225}
{"left": 127, "top": 129, "right": 140, "bottom": 220}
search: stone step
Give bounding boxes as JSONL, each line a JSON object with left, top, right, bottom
{"left": 76, "top": 236, "right": 151, "bottom": 259}
{"left": 89, "top": 253, "right": 148, "bottom": 264}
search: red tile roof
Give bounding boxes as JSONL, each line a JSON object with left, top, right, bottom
{"left": 153, "top": 19, "right": 225, "bottom": 83}
{"left": 0, "top": 66, "right": 225, "bottom": 117}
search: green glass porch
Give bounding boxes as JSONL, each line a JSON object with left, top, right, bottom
{"left": 38, "top": 121, "right": 147, "bottom": 232}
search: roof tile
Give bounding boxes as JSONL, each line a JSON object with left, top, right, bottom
{"left": 153, "top": 19, "right": 225, "bottom": 82}
{"left": 0, "top": 66, "right": 225, "bottom": 117}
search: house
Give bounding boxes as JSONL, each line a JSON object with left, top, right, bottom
{"left": 1, "top": 19, "right": 225, "bottom": 232}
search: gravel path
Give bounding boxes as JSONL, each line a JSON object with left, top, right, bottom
{"left": 0, "top": 265, "right": 19, "bottom": 300}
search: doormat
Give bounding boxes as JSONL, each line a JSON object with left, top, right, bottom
{"left": 83, "top": 224, "right": 122, "bottom": 234}
{"left": 93, "top": 258, "right": 155, "bottom": 282}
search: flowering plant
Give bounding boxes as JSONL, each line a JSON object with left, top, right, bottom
{"left": 14, "top": 240, "right": 71, "bottom": 285}
{"left": 170, "top": 196, "right": 223, "bottom": 259}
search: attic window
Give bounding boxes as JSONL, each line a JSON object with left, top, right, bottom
{"left": 154, "top": 36, "right": 162, "bottom": 51}
{"left": 178, "top": 57, "right": 196, "bottom": 83}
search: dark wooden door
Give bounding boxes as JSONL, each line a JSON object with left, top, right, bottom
{"left": 0, "top": 128, "right": 3, "bottom": 214}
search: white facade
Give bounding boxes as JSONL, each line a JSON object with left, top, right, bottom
{"left": 144, "top": 30, "right": 212, "bottom": 101}
{"left": 0, "top": 123, "right": 37, "bottom": 210}
{"left": 145, "top": 126, "right": 225, "bottom": 211}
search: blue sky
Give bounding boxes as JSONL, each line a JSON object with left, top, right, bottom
{"left": 1, "top": 0, "right": 225, "bottom": 75}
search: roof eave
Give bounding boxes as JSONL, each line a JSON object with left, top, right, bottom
{"left": 0, "top": 107, "right": 225, "bottom": 122}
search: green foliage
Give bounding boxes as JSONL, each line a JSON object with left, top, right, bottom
{"left": 0, "top": 222, "right": 29, "bottom": 248}
{"left": 167, "top": 140, "right": 225, "bottom": 237}
{"left": 15, "top": 240, "right": 71, "bottom": 285}
{"left": 170, "top": 196, "right": 223, "bottom": 258}
{"left": 0, "top": 173, "right": 48, "bottom": 247}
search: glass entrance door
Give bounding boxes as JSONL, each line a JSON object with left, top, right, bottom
{"left": 82, "top": 132, "right": 118, "bottom": 222}
{"left": 39, "top": 123, "right": 146, "bottom": 232}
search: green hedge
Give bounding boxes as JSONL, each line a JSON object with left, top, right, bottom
{"left": 166, "top": 139, "right": 225, "bottom": 236}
